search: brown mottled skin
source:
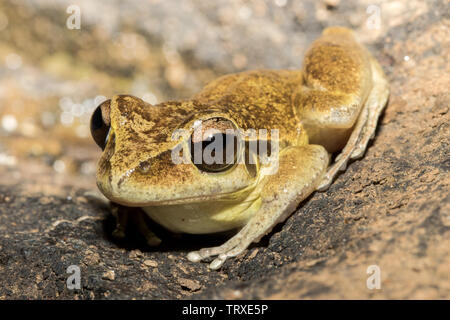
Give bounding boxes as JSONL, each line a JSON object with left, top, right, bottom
{"left": 93, "top": 27, "right": 389, "bottom": 269}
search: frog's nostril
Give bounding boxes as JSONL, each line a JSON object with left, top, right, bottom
{"left": 90, "top": 99, "right": 111, "bottom": 149}
{"left": 137, "top": 160, "right": 151, "bottom": 174}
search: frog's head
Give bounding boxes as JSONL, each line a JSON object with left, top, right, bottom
{"left": 91, "top": 95, "right": 260, "bottom": 207}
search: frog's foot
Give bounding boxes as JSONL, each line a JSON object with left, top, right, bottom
{"left": 111, "top": 204, "right": 161, "bottom": 246}
{"left": 111, "top": 205, "right": 128, "bottom": 240}
{"left": 132, "top": 211, "right": 162, "bottom": 247}
{"left": 187, "top": 233, "right": 249, "bottom": 270}
{"left": 317, "top": 62, "right": 389, "bottom": 192}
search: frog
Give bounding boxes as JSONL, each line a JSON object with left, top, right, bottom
{"left": 90, "top": 27, "right": 389, "bottom": 270}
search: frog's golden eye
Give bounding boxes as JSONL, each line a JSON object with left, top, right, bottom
{"left": 190, "top": 133, "right": 239, "bottom": 172}
{"left": 189, "top": 118, "right": 240, "bottom": 173}
{"left": 90, "top": 99, "right": 111, "bottom": 150}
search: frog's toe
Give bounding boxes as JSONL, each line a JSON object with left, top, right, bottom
{"left": 112, "top": 227, "right": 126, "bottom": 240}
{"left": 187, "top": 238, "right": 248, "bottom": 269}
{"left": 187, "top": 248, "right": 242, "bottom": 270}
{"left": 209, "top": 246, "right": 247, "bottom": 270}
{"left": 317, "top": 153, "right": 350, "bottom": 191}
{"left": 210, "top": 256, "right": 227, "bottom": 270}
{"left": 146, "top": 234, "right": 162, "bottom": 247}
{"left": 186, "top": 251, "right": 203, "bottom": 263}
{"left": 138, "top": 224, "right": 162, "bottom": 246}
{"left": 317, "top": 179, "right": 332, "bottom": 192}
{"left": 350, "top": 136, "right": 372, "bottom": 159}
{"left": 350, "top": 146, "right": 365, "bottom": 159}
{"left": 187, "top": 246, "right": 224, "bottom": 263}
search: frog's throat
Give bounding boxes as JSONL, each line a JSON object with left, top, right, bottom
{"left": 142, "top": 180, "right": 263, "bottom": 234}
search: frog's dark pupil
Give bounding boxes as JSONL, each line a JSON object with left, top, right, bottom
{"left": 190, "top": 133, "right": 238, "bottom": 173}
{"left": 91, "top": 106, "right": 104, "bottom": 131}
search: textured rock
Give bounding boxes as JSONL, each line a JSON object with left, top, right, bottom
{"left": 0, "top": 0, "right": 448, "bottom": 299}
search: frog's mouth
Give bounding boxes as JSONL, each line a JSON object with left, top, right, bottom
{"left": 113, "top": 188, "right": 258, "bottom": 207}
{"left": 97, "top": 171, "right": 261, "bottom": 208}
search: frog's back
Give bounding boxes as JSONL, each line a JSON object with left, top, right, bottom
{"left": 193, "top": 70, "right": 303, "bottom": 140}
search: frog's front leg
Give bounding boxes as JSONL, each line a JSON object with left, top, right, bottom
{"left": 110, "top": 203, "right": 130, "bottom": 240}
{"left": 111, "top": 203, "right": 162, "bottom": 246}
{"left": 187, "top": 145, "right": 329, "bottom": 270}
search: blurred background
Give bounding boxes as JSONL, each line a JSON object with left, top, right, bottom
{"left": 0, "top": 0, "right": 426, "bottom": 194}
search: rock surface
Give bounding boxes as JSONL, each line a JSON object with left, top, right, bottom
{"left": 0, "top": 0, "right": 448, "bottom": 299}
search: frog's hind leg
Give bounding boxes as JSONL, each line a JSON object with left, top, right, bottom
{"left": 294, "top": 27, "right": 389, "bottom": 191}
{"left": 187, "top": 145, "right": 329, "bottom": 270}
{"left": 347, "top": 58, "right": 390, "bottom": 159}
{"left": 316, "top": 58, "right": 389, "bottom": 191}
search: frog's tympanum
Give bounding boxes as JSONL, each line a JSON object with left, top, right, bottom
{"left": 91, "top": 27, "right": 389, "bottom": 269}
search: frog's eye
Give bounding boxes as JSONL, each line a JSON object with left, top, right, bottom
{"left": 90, "top": 99, "right": 111, "bottom": 150}
{"left": 189, "top": 118, "right": 240, "bottom": 173}
{"left": 190, "top": 133, "right": 239, "bottom": 172}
